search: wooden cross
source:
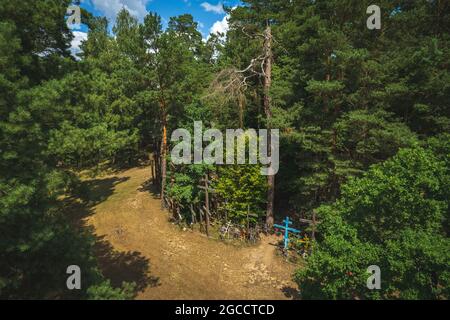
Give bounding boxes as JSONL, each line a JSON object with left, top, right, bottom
{"left": 197, "top": 174, "right": 213, "bottom": 237}
{"left": 298, "top": 211, "right": 319, "bottom": 241}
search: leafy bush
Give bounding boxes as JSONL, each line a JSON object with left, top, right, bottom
{"left": 295, "top": 147, "right": 449, "bottom": 299}
{"left": 87, "top": 281, "right": 136, "bottom": 300}
{"left": 215, "top": 164, "right": 267, "bottom": 225}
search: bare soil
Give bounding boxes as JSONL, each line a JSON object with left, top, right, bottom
{"left": 80, "top": 166, "right": 299, "bottom": 300}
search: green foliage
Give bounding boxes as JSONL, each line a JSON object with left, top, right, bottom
{"left": 0, "top": 1, "right": 141, "bottom": 299}
{"left": 333, "top": 110, "right": 418, "bottom": 177}
{"left": 48, "top": 122, "right": 138, "bottom": 168}
{"left": 227, "top": 0, "right": 450, "bottom": 213}
{"left": 166, "top": 164, "right": 211, "bottom": 207}
{"left": 87, "top": 280, "right": 136, "bottom": 300}
{"left": 295, "top": 147, "right": 449, "bottom": 299}
{"left": 215, "top": 164, "right": 267, "bottom": 225}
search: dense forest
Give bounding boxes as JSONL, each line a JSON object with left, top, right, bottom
{"left": 0, "top": 0, "right": 449, "bottom": 300}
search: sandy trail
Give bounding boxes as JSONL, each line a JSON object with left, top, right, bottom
{"left": 82, "top": 166, "right": 298, "bottom": 300}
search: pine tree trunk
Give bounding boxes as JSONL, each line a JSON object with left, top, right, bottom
{"left": 238, "top": 92, "right": 244, "bottom": 128}
{"left": 153, "top": 146, "right": 160, "bottom": 188}
{"left": 263, "top": 24, "right": 275, "bottom": 228}
{"left": 160, "top": 102, "right": 167, "bottom": 209}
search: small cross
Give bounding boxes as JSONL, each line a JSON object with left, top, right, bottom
{"left": 274, "top": 217, "right": 300, "bottom": 249}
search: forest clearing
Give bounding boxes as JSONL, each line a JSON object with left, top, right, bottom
{"left": 78, "top": 166, "right": 297, "bottom": 300}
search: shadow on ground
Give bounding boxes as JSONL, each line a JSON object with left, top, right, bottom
{"left": 81, "top": 176, "right": 130, "bottom": 205}
{"left": 63, "top": 175, "right": 159, "bottom": 297}
{"left": 63, "top": 176, "right": 130, "bottom": 226}
{"left": 282, "top": 286, "right": 301, "bottom": 300}
{"left": 138, "top": 178, "right": 161, "bottom": 200}
{"left": 95, "top": 236, "right": 160, "bottom": 293}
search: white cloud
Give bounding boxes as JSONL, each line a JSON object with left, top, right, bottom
{"left": 91, "top": 0, "right": 150, "bottom": 22}
{"left": 71, "top": 31, "right": 88, "bottom": 57}
{"left": 201, "top": 2, "right": 225, "bottom": 14}
{"left": 210, "top": 14, "right": 229, "bottom": 36}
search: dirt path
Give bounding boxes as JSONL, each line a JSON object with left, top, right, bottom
{"left": 83, "top": 166, "right": 298, "bottom": 300}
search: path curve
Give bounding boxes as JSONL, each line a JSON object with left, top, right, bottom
{"left": 84, "top": 166, "right": 298, "bottom": 300}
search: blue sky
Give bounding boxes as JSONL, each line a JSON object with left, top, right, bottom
{"left": 71, "top": 0, "right": 240, "bottom": 55}
{"left": 77, "top": 0, "right": 240, "bottom": 35}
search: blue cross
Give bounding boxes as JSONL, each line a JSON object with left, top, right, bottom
{"left": 274, "top": 217, "right": 301, "bottom": 249}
